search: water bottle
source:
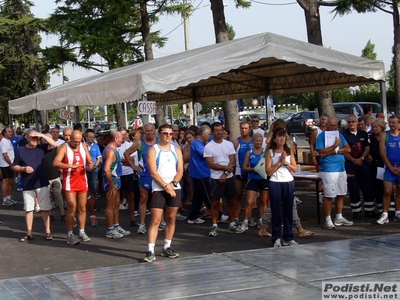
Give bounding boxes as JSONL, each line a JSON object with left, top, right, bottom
{"left": 297, "top": 164, "right": 301, "bottom": 173}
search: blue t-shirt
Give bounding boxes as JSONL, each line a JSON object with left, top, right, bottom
{"left": 14, "top": 144, "right": 49, "bottom": 190}
{"left": 385, "top": 131, "right": 400, "bottom": 166}
{"left": 87, "top": 143, "right": 102, "bottom": 173}
{"left": 316, "top": 131, "right": 347, "bottom": 172}
{"left": 189, "top": 138, "right": 210, "bottom": 178}
{"left": 11, "top": 136, "right": 22, "bottom": 153}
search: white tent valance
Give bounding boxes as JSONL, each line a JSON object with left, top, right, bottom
{"left": 9, "top": 32, "right": 385, "bottom": 114}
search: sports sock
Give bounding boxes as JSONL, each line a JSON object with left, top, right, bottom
{"left": 67, "top": 230, "right": 73, "bottom": 236}
{"left": 79, "top": 229, "right": 85, "bottom": 236}
{"left": 336, "top": 213, "right": 342, "bottom": 220}
{"left": 148, "top": 243, "right": 155, "bottom": 253}
{"left": 164, "top": 239, "right": 171, "bottom": 250}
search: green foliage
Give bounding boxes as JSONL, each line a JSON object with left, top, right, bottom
{"left": 361, "top": 39, "right": 377, "bottom": 60}
{"left": 0, "top": 0, "right": 49, "bottom": 125}
{"left": 334, "top": 0, "right": 379, "bottom": 16}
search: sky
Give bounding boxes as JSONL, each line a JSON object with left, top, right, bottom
{"left": 30, "top": 0, "right": 393, "bottom": 88}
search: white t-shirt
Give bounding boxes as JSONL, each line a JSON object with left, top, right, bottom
{"left": 252, "top": 128, "right": 265, "bottom": 136}
{"left": 56, "top": 139, "right": 65, "bottom": 146}
{"left": 0, "top": 138, "right": 14, "bottom": 167}
{"left": 117, "top": 140, "right": 134, "bottom": 176}
{"left": 204, "top": 139, "right": 236, "bottom": 179}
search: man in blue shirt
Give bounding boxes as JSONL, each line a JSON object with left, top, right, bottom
{"left": 187, "top": 126, "right": 212, "bottom": 224}
{"left": 316, "top": 117, "right": 353, "bottom": 230}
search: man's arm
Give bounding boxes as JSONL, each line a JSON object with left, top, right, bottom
{"left": 53, "top": 144, "right": 78, "bottom": 170}
{"left": 124, "top": 139, "right": 141, "bottom": 169}
{"left": 379, "top": 132, "right": 395, "bottom": 171}
{"left": 309, "top": 129, "right": 319, "bottom": 166}
{"left": 82, "top": 143, "right": 94, "bottom": 169}
{"left": 103, "top": 149, "right": 118, "bottom": 195}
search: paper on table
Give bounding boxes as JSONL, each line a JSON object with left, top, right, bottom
{"left": 325, "top": 131, "right": 339, "bottom": 148}
{"left": 376, "top": 167, "right": 385, "bottom": 180}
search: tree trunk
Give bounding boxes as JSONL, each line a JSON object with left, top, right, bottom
{"left": 298, "top": 0, "right": 334, "bottom": 118}
{"left": 393, "top": 5, "right": 400, "bottom": 116}
{"left": 141, "top": 0, "right": 166, "bottom": 127}
{"left": 114, "top": 103, "right": 126, "bottom": 128}
{"left": 210, "top": 0, "right": 239, "bottom": 140}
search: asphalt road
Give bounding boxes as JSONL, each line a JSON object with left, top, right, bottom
{"left": 1, "top": 180, "right": 399, "bottom": 280}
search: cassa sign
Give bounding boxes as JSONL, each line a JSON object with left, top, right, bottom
{"left": 60, "top": 109, "right": 76, "bottom": 121}
{"left": 137, "top": 101, "right": 156, "bottom": 115}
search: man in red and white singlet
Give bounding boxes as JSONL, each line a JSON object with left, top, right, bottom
{"left": 54, "top": 130, "right": 94, "bottom": 245}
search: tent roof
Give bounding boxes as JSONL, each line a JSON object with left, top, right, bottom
{"left": 9, "top": 32, "right": 385, "bottom": 114}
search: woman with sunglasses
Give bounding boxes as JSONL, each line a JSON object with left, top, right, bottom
{"left": 143, "top": 124, "right": 184, "bottom": 262}
{"left": 265, "top": 127, "right": 298, "bottom": 247}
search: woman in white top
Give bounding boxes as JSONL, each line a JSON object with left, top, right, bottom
{"left": 265, "top": 127, "right": 297, "bottom": 247}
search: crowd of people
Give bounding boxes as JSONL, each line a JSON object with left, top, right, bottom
{"left": 0, "top": 111, "right": 399, "bottom": 261}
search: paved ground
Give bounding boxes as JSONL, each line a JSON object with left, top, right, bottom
{"left": 1, "top": 179, "right": 399, "bottom": 281}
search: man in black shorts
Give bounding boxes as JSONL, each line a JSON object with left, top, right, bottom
{"left": 143, "top": 124, "right": 184, "bottom": 262}
{"left": 1, "top": 127, "right": 16, "bottom": 206}
{"left": 204, "top": 122, "right": 240, "bottom": 236}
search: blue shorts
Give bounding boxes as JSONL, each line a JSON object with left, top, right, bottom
{"left": 384, "top": 167, "right": 400, "bottom": 184}
{"left": 86, "top": 171, "right": 98, "bottom": 194}
{"left": 139, "top": 176, "right": 152, "bottom": 190}
{"left": 246, "top": 179, "right": 269, "bottom": 192}
{"left": 103, "top": 176, "right": 121, "bottom": 192}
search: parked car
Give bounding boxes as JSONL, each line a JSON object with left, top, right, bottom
{"left": 286, "top": 111, "right": 316, "bottom": 133}
{"left": 239, "top": 111, "right": 268, "bottom": 129}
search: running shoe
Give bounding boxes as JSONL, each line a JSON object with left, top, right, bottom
{"left": 282, "top": 239, "right": 298, "bottom": 246}
{"left": 79, "top": 232, "right": 91, "bottom": 243}
{"left": 134, "top": 210, "right": 139, "bottom": 217}
{"left": 240, "top": 222, "right": 248, "bottom": 231}
{"left": 146, "top": 209, "right": 151, "bottom": 215}
{"left": 257, "top": 219, "right": 262, "bottom": 229}
{"left": 187, "top": 218, "right": 205, "bottom": 224}
{"left": 119, "top": 202, "right": 129, "bottom": 211}
{"left": 161, "top": 247, "right": 179, "bottom": 259}
{"left": 294, "top": 196, "right": 302, "bottom": 205}
{"left": 218, "top": 214, "right": 229, "bottom": 223}
{"left": 324, "top": 219, "right": 336, "bottom": 230}
{"left": 248, "top": 218, "right": 257, "bottom": 227}
{"left": 67, "top": 233, "right": 80, "bottom": 245}
{"left": 2, "top": 199, "right": 13, "bottom": 206}
{"left": 115, "top": 226, "right": 131, "bottom": 236}
{"left": 376, "top": 214, "right": 389, "bottom": 225}
{"left": 209, "top": 225, "right": 218, "bottom": 237}
{"left": 334, "top": 217, "right": 353, "bottom": 227}
{"left": 137, "top": 223, "right": 147, "bottom": 234}
{"left": 143, "top": 251, "right": 156, "bottom": 262}
{"left": 273, "top": 239, "right": 282, "bottom": 248}
{"left": 176, "top": 213, "right": 187, "bottom": 221}
{"left": 106, "top": 228, "right": 123, "bottom": 239}
{"left": 393, "top": 214, "right": 400, "bottom": 222}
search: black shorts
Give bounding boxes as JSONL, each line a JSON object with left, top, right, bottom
{"left": 0, "top": 166, "right": 14, "bottom": 179}
{"left": 210, "top": 177, "right": 237, "bottom": 199}
{"left": 235, "top": 174, "right": 248, "bottom": 182}
{"left": 246, "top": 179, "right": 269, "bottom": 192}
{"left": 152, "top": 190, "right": 181, "bottom": 208}
{"left": 121, "top": 174, "right": 135, "bottom": 192}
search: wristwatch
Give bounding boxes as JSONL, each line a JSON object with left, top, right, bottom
{"left": 224, "top": 171, "right": 230, "bottom": 176}
{"left": 171, "top": 180, "right": 179, "bottom": 187}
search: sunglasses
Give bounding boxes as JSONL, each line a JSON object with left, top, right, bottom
{"left": 161, "top": 131, "right": 173, "bottom": 137}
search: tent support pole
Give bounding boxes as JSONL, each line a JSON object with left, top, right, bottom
{"left": 380, "top": 81, "right": 388, "bottom": 121}
{"left": 75, "top": 106, "right": 80, "bottom": 124}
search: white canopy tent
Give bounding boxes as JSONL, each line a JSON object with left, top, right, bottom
{"left": 9, "top": 32, "right": 386, "bottom": 115}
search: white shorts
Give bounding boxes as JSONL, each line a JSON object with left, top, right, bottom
{"left": 23, "top": 187, "right": 52, "bottom": 212}
{"left": 319, "top": 171, "right": 347, "bottom": 198}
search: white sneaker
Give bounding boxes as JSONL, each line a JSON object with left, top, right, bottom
{"left": 106, "top": 228, "right": 123, "bottom": 239}
{"left": 176, "top": 213, "right": 187, "bottom": 221}
{"left": 158, "top": 221, "right": 166, "bottom": 231}
{"left": 273, "top": 239, "right": 282, "bottom": 248}
{"left": 119, "top": 202, "right": 128, "bottom": 210}
{"left": 324, "top": 219, "right": 336, "bottom": 230}
{"left": 134, "top": 210, "right": 139, "bottom": 217}
{"left": 282, "top": 239, "right": 298, "bottom": 246}
{"left": 2, "top": 199, "right": 13, "bottom": 206}
{"left": 137, "top": 223, "right": 147, "bottom": 234}
{"left": 376, "top": 214, "right": 389, "bottom": 225}
{"left": 294, "top": 196, "right": 302, "bottom": 205}
{"left": 318, "top": 192, "right": 324, "bottom": 204}
{"left": 187, "top": 218, "right": 205, "bottom": 224}
{"left": 248, "top": 218, "right": 257, "bottom": 227}
{"left": 240, "top": 222, "right": 249, "bottom": 231}
{"left": 334, "top": 217, "right": 353, "bottom": 227}
{"left": 218, "top": 214, "right": 229, "bottom": 223}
